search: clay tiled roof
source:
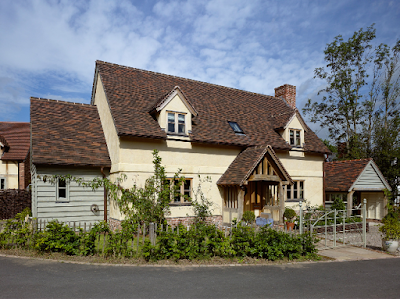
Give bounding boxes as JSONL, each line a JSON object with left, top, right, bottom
{"left": 324, "top": 159, "right": 372, "bottom": 192}
{"left": 217, "top": 145, "right": 292, "bottom": 186}
{"left": 30, "top": 98, "right": 111, "bottom": 167}
{"left": 0, "top": 122, "right": 30, "bottom": 161}
{"left": 94, "top": 61, "right": 329, "bottom": 153}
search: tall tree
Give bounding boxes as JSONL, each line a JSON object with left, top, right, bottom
{"left": 303, "top": 24, "right": 376, "bottom": 159}
{"left": 304, "top": 25, "right": 400, "bottom": 197}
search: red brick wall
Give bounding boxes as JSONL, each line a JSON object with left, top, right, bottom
{"left": 275, "top": 84, "right": 296, "bottom": 109}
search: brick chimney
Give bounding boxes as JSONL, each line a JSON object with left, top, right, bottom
{"left": 274, "top": 84, "right": 296, "bottom": 109}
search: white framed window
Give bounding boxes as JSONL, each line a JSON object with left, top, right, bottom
{"left": 167, "top": 112, "right": 186, "bottom": 134}
{"left": 167, "top": 178, "right": 192, "bottom": 204}
{"left": 0, "top": 178, "right": 5, "bottom": 190}
{"left": 57, "top": 178, "right": 69, "bottom": 201}
{"left": 289, "top": 129, "right": 301, "bottom": 147}
{"left": 286, "top": 181, "right": 304, "bottom": 201}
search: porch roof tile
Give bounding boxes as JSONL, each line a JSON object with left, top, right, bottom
{"left": 217, "top": 145, "right": 292, "bottom": 186}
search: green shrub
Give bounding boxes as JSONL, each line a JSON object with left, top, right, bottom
{"left": 283, "top": 207, "right": 297, "bottom": 222}
{"left": 34, "top": 221, "right": 81, "bottom": 255}
{"left": 242, "top": 211, "right": 255, "bottom": 224}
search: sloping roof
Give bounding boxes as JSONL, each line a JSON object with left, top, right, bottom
{"left": 94, "top": 60, "right": 329, "bottom": 153}
{"left": 324, "top": 159, "right": 391, "bottom": 192}
{"left": 217, "top": 145, "right": 292, "bottom": 186}
{"left": 30, "top": 98, "right": 111, "bottom": 167}
{"left": 0, "top": 122, "right": 30, "bottom": 161}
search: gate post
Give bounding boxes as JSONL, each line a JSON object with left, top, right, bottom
{"left": 299, "top": 201, "right": 303, "bottom": 234}
{"left": 363, "top": 198, "right": 367, "bottom": 248}
{"left": 333, "top": 209, "right": 337, "bottom": 247}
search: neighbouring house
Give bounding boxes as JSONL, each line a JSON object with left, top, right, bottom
{"left": 324, "top": 158, "right": 391, "bottom": 220}
{"left": 90, "top": 60, "right": 329, "bottom": 226}
{"left": 0, "top": 122, "right": 31, "bottom": 190}
{"left": 30, "top": 98, "right": 111, "bottom": 224}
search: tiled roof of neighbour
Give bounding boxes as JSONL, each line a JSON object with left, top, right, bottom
{"left": 324, "top": 159, "right": 372, "bottom": 192}
{"left": 217, "top": 145, "right": 293, "bottom": 186}
{"left": 30, "top": 98, "right": 111, "bottom": 167}
{"left": 94, "top": 61, "right": 329, "bottom": 153}
{"left": 0, "top": 122, "right": 30, "bottom": 161}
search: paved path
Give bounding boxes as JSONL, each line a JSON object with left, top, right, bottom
{"left": 319, "top": 245, "right": 395, "bottom": 261}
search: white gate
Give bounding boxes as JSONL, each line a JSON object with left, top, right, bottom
{"left": 301, "top": 199, "right": 367, "bottom": 250}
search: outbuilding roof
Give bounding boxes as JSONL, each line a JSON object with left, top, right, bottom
{"left": 324, "top": 159, "right": 391, "bottom": 192}
{"left": 0, "top": 122, "right": 30, "bottom": 161}
{"left": 30, "top": 98, "right": 111, "bottom": 167}
{"left": 93, "top": 60, "right": 329, "bottom": 154}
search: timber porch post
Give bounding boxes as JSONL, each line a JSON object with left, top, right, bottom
{"left": 279, "top": 182, "right": 284, "bottom": 224}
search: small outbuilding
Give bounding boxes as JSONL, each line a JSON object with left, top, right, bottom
{"left": 324, "top": 158, "right": 391, "bottom": 220}
{"left": 30, "top": 98, "right": 111, "bottom": 224}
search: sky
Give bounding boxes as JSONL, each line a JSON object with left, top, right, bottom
{"left": 0, "top": 0, "right": 399, "bottom": 138}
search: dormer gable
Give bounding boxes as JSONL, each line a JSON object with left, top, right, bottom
{"left": 151, "top": 86, "right": 197, "bottom": 136}
{"left": 282, "top": 111, "right": 307, "bottom": 148}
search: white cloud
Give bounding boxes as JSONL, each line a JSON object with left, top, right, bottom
{"left": 0, "top": 0, "right": 399, "bottom": 126}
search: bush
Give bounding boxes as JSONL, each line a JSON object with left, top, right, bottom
{"left": 283, "top": 207, "right": 296, "bottom": 222}
{"left": 143, "top": 223, "right": 234, "bottom": 261}
{"left": 34, "top": 221, "right": 81, "bottom": 255}
{"left": 242, "top": 211, "right": 255, "bottom": 224}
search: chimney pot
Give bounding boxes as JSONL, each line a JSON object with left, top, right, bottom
{"left": 274, "top": 84, "right": 296, "bottom": 109}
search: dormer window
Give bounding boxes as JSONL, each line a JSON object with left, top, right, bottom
{"left": 228, "top": 121, "right": 244, "bottom": 134}
{"left": 167, "top": 112, "right": 186, "bottom": 134}
{"left": 290, "top": 129, "right": 301, "bottom": 146}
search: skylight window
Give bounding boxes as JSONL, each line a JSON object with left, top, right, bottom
{"left": 228, "top": 121, "right": 244, "bottom": 134}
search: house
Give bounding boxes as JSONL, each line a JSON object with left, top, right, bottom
{"left": 324, "top": 158, "right": 391, "bottom": 220}
{"left": 30, "top": 98, "right": 111, "bottom": 224}
{"left": 0, "top": 122, "right": 30, "bottom": 190}
{"left": 90, "top": 60, "right": 330, "bottom": 226}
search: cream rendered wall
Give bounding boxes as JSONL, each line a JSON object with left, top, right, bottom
{"left": 115, "top": 137, "right": 241, "bottom": 220}
{"left": 0, "top": 160, "right": 19, "bottom": 189}
{"left": 92, "top": 74, "right": 120, "bottom": 169}
{"left": 277, "top": 151, "right": 325, "bottom": 208}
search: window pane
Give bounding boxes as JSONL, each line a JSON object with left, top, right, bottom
{"left": 183, "top": 180, "right": 191, "bottom": 202}
{"left": 287, "top": 185, "right": 291, "bottom": 199}
{"left": 0, "top": 179, "right": 4, "bottom": 189}
{"left": 293, "top": 182, "right": 298, "bottom": 199}
{"left": 296, "top": 131, "right": 301, "bottom": 146}
{"left": 174, "top": 180, "right": 180, "bottom": 202}
{"left": 59, "top": 188, "right": 66, "bottom": 198}
{"left": 59, "top": 179, "right": 66, "bottom": 188}
{"left": 168, "top": 113, "right": 175, "bottom": 132}
{"left": 290, "top": 130, "right": 294, "bottom": 145}
{"left": 299, "top": 181, "right": 304, "bottom": 199}
{"left": 168, "top": 113, "right": 175, "bottom": 121}
{"left": 228, "top": 121, "right": 243, "bottom": 133}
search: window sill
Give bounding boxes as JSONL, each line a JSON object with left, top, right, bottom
{"left": 170, "top": 202, "right": 192, "bottom": 207}
{"left": 286, "top": 199, "right": 304, "bottom": 203}
{"left": 167, "top": 132, "right": 189, "bottom": 137}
